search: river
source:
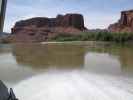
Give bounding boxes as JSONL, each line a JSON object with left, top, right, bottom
{"left": 0, "top": 42, "right": 133, "bottom": 100}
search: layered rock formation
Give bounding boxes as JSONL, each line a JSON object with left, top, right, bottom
{"left": 108, "top": 10, "right": 133, "bottom": 33}
{"left": 9, "top": 13, "right": 86, "bottom": 42}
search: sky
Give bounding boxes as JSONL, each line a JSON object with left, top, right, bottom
{"left": 3, "top": 0, "right": 133, "bottom": 32}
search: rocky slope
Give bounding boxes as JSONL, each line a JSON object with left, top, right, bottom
{"left": 108, "top": 10, "right": 133, "bottom": 33}
{"left": 9, "top": 13, "right": 86, "bottom": 42}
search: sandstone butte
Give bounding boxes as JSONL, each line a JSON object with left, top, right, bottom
{"left": 5, "top": 10, "right": 133, "bottom": 43}
{"left": 9, "top": 13, "right": 87, "bottom": 42}
{"left": 108, "top": 9, "right": 133, "bottom": 33}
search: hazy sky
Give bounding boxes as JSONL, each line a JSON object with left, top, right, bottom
{"left": 4, "top": 0, "right": 133, "bottom": 32}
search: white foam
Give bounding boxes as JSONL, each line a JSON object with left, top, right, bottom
{"left": 14, "top": 70, "right": 133, "bottom": 100}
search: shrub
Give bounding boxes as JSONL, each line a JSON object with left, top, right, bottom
{"left": 51, "top": 32, "right": 133, "bottom": 43}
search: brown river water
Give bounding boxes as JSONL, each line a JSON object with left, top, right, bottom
{"left": 0, "top": 42, "right": 133, "bottom": 100}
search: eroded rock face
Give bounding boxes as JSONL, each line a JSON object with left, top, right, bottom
{"left": 108, "top": 10, "right": 133, "bottom": 33}
{"left": 10, "top": 13, "right": 86, "bottom": 42}
{"left": 13, "top": 14, "right": 85, "bottom": 30}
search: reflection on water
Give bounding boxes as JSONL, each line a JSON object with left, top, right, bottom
{"left": 0, "top": 42, "right": 133, "bottom": 100}
{"left": 11, "top": 43, "right": 133, "bottom": 75}
{"left": 12, "top": 44, "right": 85, "bottom": 69}
{"left": 0, "top": 45, "right": 37, "bottom": 86}
{"left": 85, "top": 52, "right": 121, "bottom": 75}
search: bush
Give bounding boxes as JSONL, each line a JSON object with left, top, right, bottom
{"left": 50, "top": 32, "right": 133, "bottom": 43}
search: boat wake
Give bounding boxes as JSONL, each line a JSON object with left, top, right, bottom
{"left": 14, "top": 70, "right": 133, "bottom": 100}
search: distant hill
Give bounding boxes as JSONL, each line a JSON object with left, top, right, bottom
{"left": 86, "top": 29, "right": 108, "bottom": 33}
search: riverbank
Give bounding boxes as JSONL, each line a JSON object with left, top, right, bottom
{"left": 50, "top": 32, "right": 133, "bottom": 43}
{"left": 1, "top": 32, "right": 133, "bottom": 44}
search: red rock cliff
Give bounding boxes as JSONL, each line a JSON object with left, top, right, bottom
{"left": 108, "top": 10, "right": 133, "bottom": 33}
{"left": 10, "top": 13, "right": 86, "bottom": 42}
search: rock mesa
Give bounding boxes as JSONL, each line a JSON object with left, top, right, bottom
{"left": 10, "top": 13, "right": 86, "bottom": 42}
{"left": 108, "top": 10, "right": 133, "bottom": 33}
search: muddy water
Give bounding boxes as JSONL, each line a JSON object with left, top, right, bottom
{"left": 0, "top": 42, "right": 133, "bottom": 100}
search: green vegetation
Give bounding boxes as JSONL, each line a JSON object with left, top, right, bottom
{"left": 50, "top": 32, "right": 133, "bottom": 43}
